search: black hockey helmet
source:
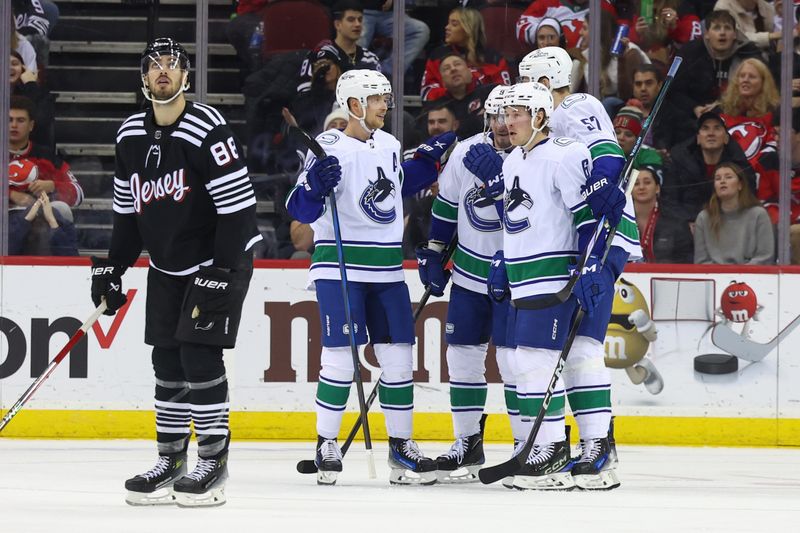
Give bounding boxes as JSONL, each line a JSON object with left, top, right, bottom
{"left": 140, "top": 37, "right": 190, "bottom": 76}
{"left": 140, "top": 38, "right": 191, "bottom": 103}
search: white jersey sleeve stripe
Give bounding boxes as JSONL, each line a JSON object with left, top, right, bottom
{"left": 117, "top": 129, "right": 147, "bottom": 142}
{"left": 216, "top": 196, "right": 256, "bottom": 214}
{"left": 171, "top": 131, "right": 203, "bottom": 147}
{"left": 207, "top": 167, "right": 249, "bottom": 189}
{"left": 183, "top": 112, "right": 213, "bottom": 131}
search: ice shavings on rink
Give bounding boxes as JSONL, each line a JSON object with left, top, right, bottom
{"left": 1, "top": 440, "right": 797, "bottom": 533}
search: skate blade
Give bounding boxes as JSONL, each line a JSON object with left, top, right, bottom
{"left": 513, "top": 472, "right": 576, "bottom": 491}
{"left": 574, "top": 469, "right": 621, "bottom": 491}
{"left": 125, "top": 487, "right": 176, "bottom": 506}
{"left": 501, "top": 476, "right": 515, "bottom": 490}
{"left": 435, "top": 464, "right": 482, "bottom": 484}
{"left": 316, "top": 470, "right": 339, "bottom": 485}
{"left": 174, "top": 486, "right": 226, "bottom": 508}
{"left": 389, "top": 468, "right": 437, "bottom": 486}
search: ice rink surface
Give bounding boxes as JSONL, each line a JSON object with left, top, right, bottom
{"left": 1, "top": 439, "right": 798, "bottom": 532}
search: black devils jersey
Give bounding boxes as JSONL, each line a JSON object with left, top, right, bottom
{"left": 109, "top": 101, "right": 261, "bottom": 274}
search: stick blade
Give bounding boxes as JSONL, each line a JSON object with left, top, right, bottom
{"left": 478, "top": 458, "right": 520, "bottom": 485}
{"left": 296, "top": 460, "right": 318, "bottom": 474}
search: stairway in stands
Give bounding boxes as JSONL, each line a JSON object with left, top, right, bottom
{"left": 48, "top": 0, "right": 252, "bottom": 253}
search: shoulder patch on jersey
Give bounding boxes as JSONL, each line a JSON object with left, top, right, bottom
{"left": 561, "top": 93, "right": 588, "bottom": 109}
{"left": 318, "top": 132, "right": 340, "bottom": 145}
{"left": 553, "top": 137, "right": 576, "bottom": 146}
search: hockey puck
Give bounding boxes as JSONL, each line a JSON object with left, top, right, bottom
{"left": 694, "top": 354, "right": 738, "bottom": 374}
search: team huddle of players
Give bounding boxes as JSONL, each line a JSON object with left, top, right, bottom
{"left": 290, "top": 45, "right": 638, "bottom": 492}
{"left": 95, "top": 39, "right": 639, "bottom": 508}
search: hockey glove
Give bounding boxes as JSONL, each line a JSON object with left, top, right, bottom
{"left": 90, "top": 257, "right": 127, "bottom": 316}
{"left": 581, "top": 174, "right": 626, "bottom": 228}
{"left": 184, "top": 266, "right": 236, "bottom": 329}
{"left": 487, "top": 250, "right": 510, "bottom": 303}
{"left": 414, "top": 131, "right": 457, "bottom": 164}
{"left": 305, "top": 155, "right": 342, "bottom": 201}
{"left": 464, "top": 144, "right": 504, "bottom": 200}
{"left": 571, "top": 255, "right": 613, "bottom": 317}
{"left": 415, "top": 242, "right": 451, "bottom": 297}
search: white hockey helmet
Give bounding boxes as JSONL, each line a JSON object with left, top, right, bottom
{"left": 484, "top": 85, "right": 509, "bottom": 116}
{"left": 503, "top": 82, "right": 553, "bottom": 142}
{"left": 335, "top": 69, "right": 394, "bottom": 118}
{"left": 518, "top": 46, "right": 572, "bottom": 89}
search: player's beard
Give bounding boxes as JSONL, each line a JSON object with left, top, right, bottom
{"left": 149, "top": 75, "right": 182, "bottom": 102}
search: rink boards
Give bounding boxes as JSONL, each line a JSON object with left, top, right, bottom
{"left": 1, "top": 258, "right": 799, "bottom": 445}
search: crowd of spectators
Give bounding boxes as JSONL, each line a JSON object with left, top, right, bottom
{"left": 7, "top": 0, "right": 800, "bottom": 265}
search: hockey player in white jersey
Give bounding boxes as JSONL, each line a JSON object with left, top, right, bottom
{"left": 488, "top": 82, "right": 625, "bottom": 490}
{"left": 517, "top": 46, "right": 642, "bottom": 490}
{"left": 286, "top": 70, "right": 456, "bottom": 486}
{"left": 415, "top": 85, "right": 523, "bottom": 483}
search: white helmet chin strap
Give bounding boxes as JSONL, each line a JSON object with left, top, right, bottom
{"left": 142, "top": 72, "right": 190, "bottom": 105}
{"left": 522, "top": 110, "right": 547, "bottom": 152}
{"left": 347, "top": 97, "right": 375, "bottom": 134}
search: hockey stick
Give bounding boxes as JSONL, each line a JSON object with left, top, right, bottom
{"left": 513, "top": 56, "right": 683, "bottom": 311}
{"left": 478, "top": 57, "right": 684, "bottom": 485}
{"left": 287, "top": 125, "right": 377, "bottom": 479}
{"left": 0, "top": 301, "right": 108, "bottom": 433}
{"left": 297, "top": 233, "right": 459, "bottom": 474}
{"left": 711, "top": 314, "right": 800, "bottom": 363}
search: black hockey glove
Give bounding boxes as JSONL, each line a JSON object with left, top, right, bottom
{"left": 90, "top": 257, "right": 128, "bottom": 316}
{"left": 184, "top": 266, "right": 236, "bottom": 329}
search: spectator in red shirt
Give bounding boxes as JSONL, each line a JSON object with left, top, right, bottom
{"left": 9, "top": 95, "right": 83, "bottom": 209}
{"left": 718, "top": 58, "right": 779, "bottom": 194}
{"left": 8, "top": 96, "right": 81, "bottom": 255}
{"left": 627, "top": 0, "right": 703, "bottom": 67}
{"left": 420, "top": 7, "right": 510, "bottom": 101}
{"left": 517, "top": 0, "right": 618, "bottom": 49}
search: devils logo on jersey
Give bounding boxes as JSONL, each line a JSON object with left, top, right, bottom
{"left": 359, "top": 167, "right": 396, "bottom": 224}
{"left": 503, "top": 175, "right": 532, "bottom": 234}
{"left": 464, "top": 185, "right": 502, "bottom": 232}
{"left": 728, "top": 121, "right": 767, "bottom": 161}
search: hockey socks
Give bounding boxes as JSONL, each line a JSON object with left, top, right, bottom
{"left": 564, "top": 336, "right": 612, "bottom": 441}
{"left": 514, "top": 346, "right": 567, "bottom": 446}
{"left": 446, "top": 344, "right": 488, "bottom": 437}
{"left": 189, "top": 374, "right": 231, "bottom": 459}
{"left": 315, "top": 347, "right": 353, "bottom": 439}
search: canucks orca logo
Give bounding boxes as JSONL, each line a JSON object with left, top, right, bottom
{"left": 503, "top": 176, "right": 532, "bottom": 234}
{"left": 464, "top": 185, "right": 502, "bottom": 232}
{"left": 360, "top": 167, "right": 397, "bottom": 224}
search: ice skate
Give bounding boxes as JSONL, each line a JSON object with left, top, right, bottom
{"left": 512, "top": 438, "right": 575, "bottom": 491}
{"left": 502, "top": 439, "right": 525, "bottom": 489}
{"left": 608, "top": 417, "right": 619, "bottom": 469}
{"left": 124, "top": 453, "right": 187, "bottom": 506}
{"left": 572, "top": 437, "right": 620, "bottom": 491}
{"left": 435, "top": 432, "right": 485, "bottom": 483}
{"left": 173, "top": 453, "right": 228, "bottom": 507}
{"left": 388, "top": 438, "right": 437, "bottom": 485}
{"left": 315, "top": 436, "right": 343, "bottom": 486}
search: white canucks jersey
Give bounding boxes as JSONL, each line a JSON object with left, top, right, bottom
{"left": 550, "top": 93, "right": 642, "bottom": 260}
{"left": 294, "top": 128, "right": 404, "bottom": 284}
{"left": 432, "top": 133, "right": 509, "bottom": 294}
{"left": 502, "top": 137, "right": 596, "bottom": 299}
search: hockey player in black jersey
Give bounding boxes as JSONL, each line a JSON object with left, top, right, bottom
{"left": 89, "top": 38, "right": 262, "bottom": 507}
